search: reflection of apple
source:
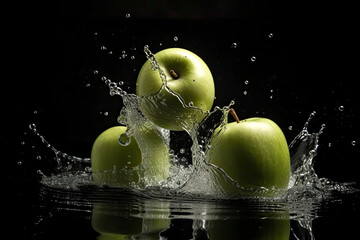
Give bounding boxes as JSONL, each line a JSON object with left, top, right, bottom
{"left": 136, "top": 48, "right": 215, "bottom": 131}
{"left": 207, "top": 211, "right": 290, "bottom": 240}
{"left": 91, "top": 123, "right": 170, "bottom": 187}
{"left": 207, "top": 109, "right": 290, "bottom": 196}
{"left": 92, "top": 201, "right": 170, "bottom": 240}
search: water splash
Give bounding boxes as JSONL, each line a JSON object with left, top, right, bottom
{"left": 30, "top": 46, "right": 357, "bottom": 200}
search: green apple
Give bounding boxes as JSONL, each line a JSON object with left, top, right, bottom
{"left": 91, "top": 123, "right": 170, "bottom": 187}
{"left": 136, "top": 48, "right": 215, "bottom": 131}
{"left": 207, "top": 110, "right": 290, "bottom": 196}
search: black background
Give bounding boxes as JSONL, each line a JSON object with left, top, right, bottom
{"left": 4, "top": 1, "right": 360, "bottom": 239}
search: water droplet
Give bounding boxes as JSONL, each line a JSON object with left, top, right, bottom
{"left": 174, "top": 36, "right": 178, "bottom": 41}
{"left": 351, "top": 140, "right": 357, "bottom": 146}
{"left": 125, "top": 13, "right": 131, "bottom": 18}
{"left": 288, "top": 126, "right": 293, "bottom": 130}
{"left": 180, "top": 148, "right": 186, "bottom": 154}
{"left": 29, "top": 123, "right": 37, "bottom": 131}
{"left": 100, "top": 46, "right": 107, "bottom": 51}
{"left": 244, "top": 80, "right": 249, "bottom": 85}
{"left": 338, "top": 105, "right": 344, "bottom": 111}
{"left": 250, "top": 56, "right": 256, "bottom": 62}
{"left": 231, "top": 43, "right": 237, "bottom": 48}
{"left": 93, "top": 70, "right": 98, "bottom": 75}
{"left": 268, "top": 33, "right": 274, "bottom": 38}
{"left": 243, "top": 91, "right": 248, "bottom": 95}
{"left": 118, "top": 133, "right": 131, "bottom": 146}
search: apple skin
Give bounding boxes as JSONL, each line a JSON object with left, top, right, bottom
{"left": 91, "top": 124, "right": 170, "bottom": 186}
{"left": 136, "top": 48, "right": 215, "bottom": 131}
{"left": 207, "top": 118, "right": 290, "bottom": 197}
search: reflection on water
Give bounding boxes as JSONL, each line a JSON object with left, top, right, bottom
{"left": 38, "top": 183, "right": 358, "bottom": 240}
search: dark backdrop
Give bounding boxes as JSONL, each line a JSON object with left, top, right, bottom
{"left": 3, "top": 1, "right": 359, "bottom": 238}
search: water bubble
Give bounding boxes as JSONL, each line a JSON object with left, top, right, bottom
{"left": 231, "top": 43, "right": 237, "bottom": 48}
{"left": 268, "top": 33, "right": 274, "bottom": 38}
{"left": 108, "top": 51, "right": 113, "bottom": 55}
{"left": 244, "top": 80, "right": 249, "bottom": 85}
{"left": 338, "top": 105, "right": 344, "bottom": 111}
{"left": 243, "top": 91, "right": 248, "bottom": 95}
{"left": 118, "top": 133, "right": 131, "bottom": 146}
{"left": 94, "top": 32, "right": 98, "bottom": 36}
{"left": 328, "top": 143, "right": 332, "bottom": 147}
{"left": 173, "top": 36, "right": 178, "bottom": 41}
{"left": 288, "top": 126, "right": 293, "bottom": 130}
{"left": 118, "top": 81, "right": 124, "bottom": 86}
{"left": 159, "top": 42, "right": 163, "bottom": 46}
{"left": 125, "top": 13, "right": 131, "bottom": 18}
{"left": 189, "top": 101, "right": 194, "bottom": 107}
{"left": 351, "top": 140, "right": 357, "bottom": 146}
{"left": 21, "top": 141, "right": 25, "bottom": 145}
{"left": 103, "top": 112, "right": 109, "bottom": 116}
{"left": 17, "top": 161, "right": 22, "bottom": 166}
{"left": 250, "top": 56, "right": 256, "bottom": 62}
{"left": 86, "top": 83, "right": 91, "bottom": 87}
{"left": 36, "top": 155, "right": 42, "bottom": 160}
{"left": 269, "top": 95, "right": 273, "bottom": 99}
{"left": 130, "top": 55, "right": 135, "bottom": 60}
{"left": 93, "top": 70, "right": 99, "bottom": 75}
{"left": 37, "top": 170, "right": 44, "bottom": 176}
{"left": 100, "top": 46, "right": 107, "bottom": 51}
{"left": 180, "top": 148, "right": 186, "bottom": 154}
{"left": 101, "top": 76, "right": 107, "bottom": 81}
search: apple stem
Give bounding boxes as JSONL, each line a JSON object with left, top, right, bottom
{"left": 230, "top": 108, "right": 240, "bottom": 123}
{"left": 170, "top": 70, "right": 179, "bottom": 79}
